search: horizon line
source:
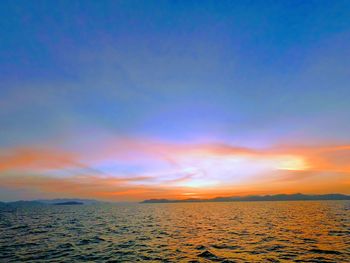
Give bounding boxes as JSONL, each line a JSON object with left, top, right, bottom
{"left": 2, "top": 192, "right": 350, "bottom": 203}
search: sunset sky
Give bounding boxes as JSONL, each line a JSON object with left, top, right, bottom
{"left": 1, "top": 1, "right": 350, "bottom": 201}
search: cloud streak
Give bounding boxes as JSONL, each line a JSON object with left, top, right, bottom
{"left": 0, "top": 138, "right": 349, "bottom": 200}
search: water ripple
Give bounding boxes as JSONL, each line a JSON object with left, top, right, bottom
{"left": 0, "top": 201, "right": 349, "bottom": 262}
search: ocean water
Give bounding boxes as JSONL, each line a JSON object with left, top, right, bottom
{"left": 0, "top": 201, "right": 349, "bottom": 262}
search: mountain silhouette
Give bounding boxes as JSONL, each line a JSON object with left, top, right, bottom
{"left": 141, "top": 193, "right": 350, "bottom": 203}
{"left": 0, "top": 198, "right": 101, "bottom": 209}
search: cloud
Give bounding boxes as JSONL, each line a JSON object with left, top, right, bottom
{"left": 0, "top": 172, "right": 195, "bottom": 201}
{"left": 0, "top": 139, "right": 349, "bottom": 200}
{"left": 0, "top": 147, "right": 78, "bottom": 172}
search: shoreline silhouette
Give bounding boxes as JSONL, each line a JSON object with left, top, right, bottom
{"left": 141, "top": 193, "right": 350, "bottom": 203}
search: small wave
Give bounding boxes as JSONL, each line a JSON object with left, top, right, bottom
{"left": 57, "top": 242, "right": 74, "bottom": 249}
{"left": 212, "top": 244, "right": 240, "bottom": 250}
{"left": 328, "top": 230, "right": 350, "bottom": 236}
{"left": 309, "top": 249, "right": 342, "bottom": 255}
{"left": 302, "top": 238, "right": 317, "bottom": 243}
{"left": 117, "top": 240, "right": 135, "bottom": 249}
{"left": 195, "top": 245, "right": 207, "bottom": 250}
{"left": 10, "top": 225, "right": 28, "bottom": 230}
{"left": 78, "top": 236, "right": 105, "bottom": 245}
{"left": 197, "top": 250, "right": 222, "bottom": 261}
{"left": 265, "top": 244, "right": 286, "bottom": 251}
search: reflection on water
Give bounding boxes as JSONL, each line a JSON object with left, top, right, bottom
{"left": 0, "top": 201, "right": 349, "bottom": 262}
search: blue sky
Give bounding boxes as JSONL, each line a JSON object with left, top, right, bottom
{"left": 0, "top": 1, "right": 350, "bottom": 200}
{"left": 1, "top": 0, "right": 350, "bottom": 148}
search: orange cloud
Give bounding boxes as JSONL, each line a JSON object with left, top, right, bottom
{"left": 0, "top": 147, "right": 78, "bottom": 172}
{"left": 0, "top": 140, "right": 349, "bottom": 200}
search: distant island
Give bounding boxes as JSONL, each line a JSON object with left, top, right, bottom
{"left": 0, "top": 198, "right": 101, "bottom": 210}
{"left": 141, "top": 193, "right": 350, "bottom": 203}
{"left": 53, "top": 201, "right": 84, "bottom": 205}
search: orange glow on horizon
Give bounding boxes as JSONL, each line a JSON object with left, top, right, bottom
{"left": 0, "top": 140, "right": 349, "bottom": 201}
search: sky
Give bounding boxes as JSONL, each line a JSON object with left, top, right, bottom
{"left": 0, "top": 0, "right": 350, "bottom": 201}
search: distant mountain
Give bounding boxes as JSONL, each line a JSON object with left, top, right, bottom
{"left": 141, "top": 193, "right": 350, "bottom": 203}
{"left": 0, "top": 198, "right": 101, "bottom": 209}
{"left": 53, "top": 201, "right": 84, "bottom": 205}
{"left": 37, "top": 198, "right": 99, "bottom": 205}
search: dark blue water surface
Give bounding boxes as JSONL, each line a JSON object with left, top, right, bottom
{"left": 0, "top": 201, "right": 349, "bottom": 262}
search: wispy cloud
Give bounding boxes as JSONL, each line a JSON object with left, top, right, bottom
{"left": 0, "top": 138, "right": 349, "bottom": 200}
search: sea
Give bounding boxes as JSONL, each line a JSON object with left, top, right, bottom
{"left": 0, "top": 201, "right": 349, "bottom": 262}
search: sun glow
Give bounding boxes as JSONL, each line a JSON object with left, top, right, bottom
{"left": 171, "top": 152, "right": 311, "bottom": 189}
{"left": 0, "top": 140, "right": 348, "bottom": 200}
{"left": 275, "top": 155, "right": 309, "bottom": 171}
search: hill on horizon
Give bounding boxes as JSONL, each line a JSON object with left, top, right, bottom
{"left": 141, "top": 193, "right": 350, "bottom": 203}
